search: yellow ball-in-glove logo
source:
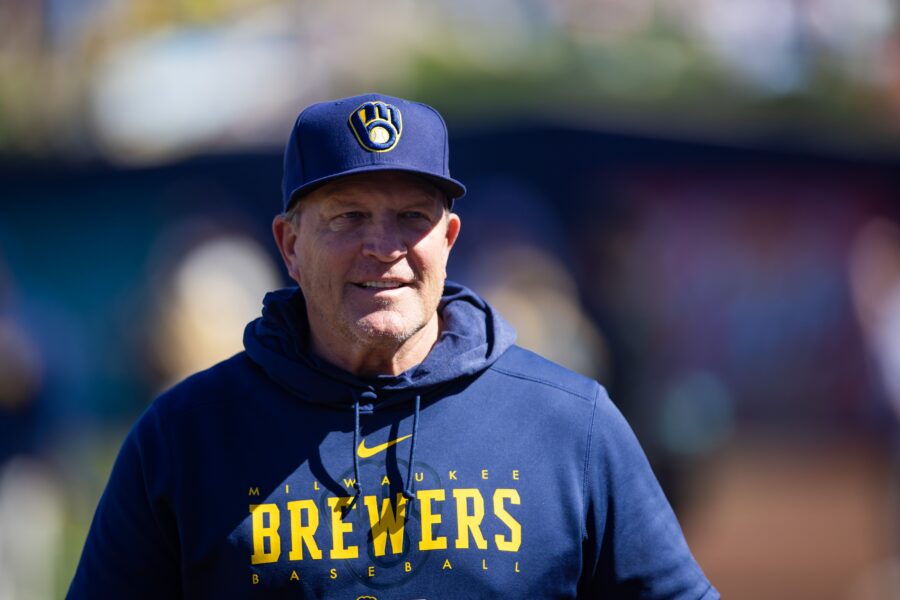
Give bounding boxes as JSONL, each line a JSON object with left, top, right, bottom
{"left": 349, "top": 101, "right": 402, "bottom": 152}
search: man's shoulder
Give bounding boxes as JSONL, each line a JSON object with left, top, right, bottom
{"left": 152, "top": 351, "right": 265, "bottom": 417}
{"left": 489, "top": 344, "right": 601, "bottom": 402}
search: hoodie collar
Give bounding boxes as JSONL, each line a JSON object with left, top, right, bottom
{"left": 243, "top": 281, "right": 516, "bottom": 408}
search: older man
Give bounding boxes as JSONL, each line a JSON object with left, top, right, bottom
{"left": 69, "top": 93, "right": 718, "bottom": 599}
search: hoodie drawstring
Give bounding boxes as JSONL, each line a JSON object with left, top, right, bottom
{"left": 351, "top": 390, "right": 421, "bottom": 503}
{"left": 352, "top": 389, "right": 380, "bottom": 504}
{"left": 351, "top": 396, "right": 362, "bottom": 505}
{"left": 402, "top": 394, "right": 421, "bottom": 501}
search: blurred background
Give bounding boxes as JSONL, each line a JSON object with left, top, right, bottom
{"left": 2, "top": 0, "right": 900, "bottom": 598}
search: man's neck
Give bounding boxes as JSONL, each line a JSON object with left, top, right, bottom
{"left": 309, "top": 317, "right": 441, "bottom": 377}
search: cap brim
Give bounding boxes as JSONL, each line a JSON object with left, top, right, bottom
{"left": 286, "top": 165, "right": 466, "bottom": 210}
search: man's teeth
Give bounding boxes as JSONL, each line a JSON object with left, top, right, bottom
{"left": 361, "top": 281, "right": 403, "bottom": 288}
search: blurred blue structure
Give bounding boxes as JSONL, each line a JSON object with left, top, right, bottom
{"left": 2, "top": 126, "right": 898, "bottom": 439}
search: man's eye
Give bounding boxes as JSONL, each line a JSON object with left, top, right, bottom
{"left": 337, "top": 211, "right": 365, "bottom": 220}
{"left": 401, "top": 211, "right": 429, "bottom": 220}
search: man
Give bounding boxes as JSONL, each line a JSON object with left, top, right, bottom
{"left": 69, "top": 93, "right": 718, "bottom": 599}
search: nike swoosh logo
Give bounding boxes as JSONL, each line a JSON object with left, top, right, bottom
{"left": 357, "top": 434, "right": 412, "bottom": 459}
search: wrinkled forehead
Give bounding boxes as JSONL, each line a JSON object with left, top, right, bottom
{"left": 301, "top": 171, "right": 448, "bottom": 212}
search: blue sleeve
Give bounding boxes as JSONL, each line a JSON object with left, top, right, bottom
{"left": 67, "top": 404, "right": 182, "bottom": 599}
{"left": 580, "top": 386, "right": 719, "bottom": 599}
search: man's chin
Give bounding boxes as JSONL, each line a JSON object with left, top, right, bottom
{"left": 351, "top": 312, "right": 419, "bottom": 344}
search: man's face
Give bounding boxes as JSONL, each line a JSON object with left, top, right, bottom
{"left": 276, "top": 171, "right": 461, "bottom": 352}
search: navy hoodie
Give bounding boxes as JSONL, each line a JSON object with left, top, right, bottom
{"left": 69, "top": 282, "right": 717, "bottom": 599}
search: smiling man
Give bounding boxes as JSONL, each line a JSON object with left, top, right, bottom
{"left": 69, "top": 93, "right": 718, "bottom": 599}
{"left": 273, "top": 171, "right": 460, "bottom": 375}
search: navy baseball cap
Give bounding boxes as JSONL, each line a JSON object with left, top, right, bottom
{"left": 281, "top": 93, "right": 466, "bottom": 211}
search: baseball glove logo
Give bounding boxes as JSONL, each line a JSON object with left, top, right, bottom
{"left": 349, "top": 101, "right": 402, "bottom": 152}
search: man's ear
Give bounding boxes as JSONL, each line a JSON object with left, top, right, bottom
{"left": 272, "top": 216, "right": 301, "bottom": 284}
{"left": 445, "top": 212, "right": 461, "bottom": 251}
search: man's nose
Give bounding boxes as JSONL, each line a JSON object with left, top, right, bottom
{"left": 361, "top": 220, "right": 407, "bottom": 262}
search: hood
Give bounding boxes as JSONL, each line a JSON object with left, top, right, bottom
{"left": 243, "top": 281, "right": 517, "bottom": 409}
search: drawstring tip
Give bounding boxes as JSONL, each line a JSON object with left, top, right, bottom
{"left": 402, "top": 489, "right": 415, "bottom": 501}
{"left": 346, "top": 487, "right": 361, "bottom": 512}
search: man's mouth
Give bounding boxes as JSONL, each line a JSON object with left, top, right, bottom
{"left": 354, "top": 281, "right": 407, "bottom": 289}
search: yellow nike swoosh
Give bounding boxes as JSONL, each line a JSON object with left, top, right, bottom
{"left": 357, "top": 434, "right": 412, "bottom": 459}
